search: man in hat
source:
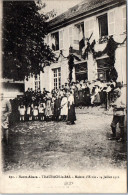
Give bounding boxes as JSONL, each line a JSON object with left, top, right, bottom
{"left": 109, "top": 87, "right": 126, "bottom": 142}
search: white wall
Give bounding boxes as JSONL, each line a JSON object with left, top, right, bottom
{"left": 115, "top": 45, "right": 126, "bottom": 84}
{"left": 24, "top": 76, "right": 35, "bottom": 91}
{"left": 25, "top": 4, "right": 126, "bottom": 90}
{"left": 88, "top": 54, "right": 97, "bottom": 81}
{"left": 44, "top": 58, "right": 69, "bottom": 91}
{"left": 40, "top": 66, "right": 51, "bottom": 92}
{"left": 2, "top": 83, "right": 24, "bottom": 100}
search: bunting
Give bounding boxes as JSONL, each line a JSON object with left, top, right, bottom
{"left": 55, "top": 35, "right": 126, "bottom": 83}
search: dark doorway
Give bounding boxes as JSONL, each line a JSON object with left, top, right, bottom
{"left": 97, "top": 58, "right": 110, "bottom": 81}
{"left": 76, "top": 73, "right": 88, "bottom": 81}
{"left": 75, "top": 62, "right": 88, "bottom": 81}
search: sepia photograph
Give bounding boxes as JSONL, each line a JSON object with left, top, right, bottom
{"left": 0, "top": 0, "right": 127, "bottom": 193}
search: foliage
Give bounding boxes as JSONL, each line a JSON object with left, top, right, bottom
{"left": 3, "top": 1, "right": 55, "bottom": 81}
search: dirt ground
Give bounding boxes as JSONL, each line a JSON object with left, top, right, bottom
{"left": 2, "top": 107, "right": 127, "bottom": 172}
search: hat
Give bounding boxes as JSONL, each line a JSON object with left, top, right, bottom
{"left": 116, "top": 82, "right": 123, "bottom": 88}
{"left": 114, "top": 88, "right": 121, "bottom": 97}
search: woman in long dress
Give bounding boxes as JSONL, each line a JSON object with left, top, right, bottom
{"left": 93, "top": 85, "right": 101, "bottom": 106}
{"left": 45, "top": 96, "right": 53, "bottom": 121}
{"left": 54, "top": 94, "right": 61, "bottom": 121}
{"left": 67, "top": 91, "right": 76, "bottom": 124}
{"left": 60, "top": 93, "right": 68, "bottom": 121}
{"left": 78, "top": 84, "right": 83, "bottom": 108}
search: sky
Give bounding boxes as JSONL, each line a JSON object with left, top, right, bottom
{"left": 39, "top": 0, "right": 83, "bottom": 18}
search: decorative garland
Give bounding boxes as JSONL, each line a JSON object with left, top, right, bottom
{"left": 83, "top": 36, "right": 126, "bottom": 82}
{"left": 83, "top": 36, "right": 126, "bottom": 61}
{"left": 55, "top": 36, "right": 126, "bottom": 83}
{"left": 56, "top": 47, "right": 81, "bottom": 83}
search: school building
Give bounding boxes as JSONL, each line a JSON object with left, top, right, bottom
{"left": 25, "top": 0, "right": 126, "bottom": 92}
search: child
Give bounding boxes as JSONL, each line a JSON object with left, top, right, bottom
{"left": 33, "top": 104, "right": 39, "bottom": 120}
{"left": 45, "top": 96, "right": 53, "bottom": 121}
{"left": 60, "top": 91, "right": 68, "bottom": 121}
{"left": 38, "top": 102, "right": 45, "bottom": 121}
{"left": 18, "top": 102, "right": 26, "bottom": 121}
{"left": 26, "top": 103, "right": 32, "bottom": 121}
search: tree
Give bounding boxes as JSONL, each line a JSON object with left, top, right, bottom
{"left": 2, "top": 1, "right": 56, "bottom": 81}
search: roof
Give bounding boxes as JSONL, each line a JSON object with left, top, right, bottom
{"left": 48, "top": 0, "right": 126, "bottom": 31}
{"left": 1, "top": 78, "right": 24, "bottom": 84}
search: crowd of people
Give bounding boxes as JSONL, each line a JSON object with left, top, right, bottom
{"left": 14, "top": 79, "right": 119, "bottom": 123}
{"left": 1, "top": 79, "right": 126, "bottom": 143}
{"left": 17, "top": 85, "right": 76, "bottom": 124}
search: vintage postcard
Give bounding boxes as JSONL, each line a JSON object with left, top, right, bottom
{"left": 0, "top": 0, "right": 127, "bottom": 193}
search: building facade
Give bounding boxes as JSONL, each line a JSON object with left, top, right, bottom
{"left": 25, "top": 0, "right": 126, "bottom": 92}
{"left": 2, "top": 79, "right": 24, "bottom": 100}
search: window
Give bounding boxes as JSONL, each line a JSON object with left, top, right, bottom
{"left": 51, "top": 32, "right": 59, "bottom": 51}
{"left": 122, "top": 6, "right": 126, "bottom": 32}
{"left": 85, "top": 19, "right": 94, "bottom": 39}
{"left": 108, "top": 10, "right": 115, "bottom": 35}
{"left": 75, "top": 62, "right": 88, "bottom": 81}
{"left": 35, "top": 75, "right": 40, "bottom": 90}
{"left": 98, "top": 71, "right": 106, "bottom": 81}
{"left": 98, "top": 14, "right": 108, "bottom": 37}
{"left": 97, "top": 58, "right": 110, "bottom": 81}
{"left": 53, "top": 68, "right": 61, "bottom": 89}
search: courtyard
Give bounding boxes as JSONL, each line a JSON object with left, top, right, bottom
{"left": 2, "top": 107, "right": 127, "bottom": 172}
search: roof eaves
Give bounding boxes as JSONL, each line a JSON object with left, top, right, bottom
{"left": 47, "top": 0, "right": 126, "bottom": 32}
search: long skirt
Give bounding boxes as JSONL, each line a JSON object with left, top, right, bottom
{"left": 67, "top": 104, "right": 76, "bottom": 123}
{"left": 74, "top": 91, "right": 79, "bottom": 106}
{"left": 45, "top": 100, "right": 53, "bottom": 117}
{"left": 54, "top": 99, "right": 61, "bottom": 120}
{"left": 78, "top": 90, "right": 83, "bottom": 105}
{"left": 93, "top": 93, "right": 101, "bottom": 104}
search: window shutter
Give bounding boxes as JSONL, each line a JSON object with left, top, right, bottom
{"left": 85, "top": 20, "right": 90, "bottom": 39}
{"left": 63, "top": 27, "right": 68, "bottom": 49}
{"left": 108, "top": 10, "right": 115, "bottom": 35}
{"left": 73, "top": 25, "right": 79, "bottom": 50}
{"left": 85, "top": 19, "right": 94, "bottom": 39}
{"left": 90, "top": 19, "right": 94, "bottom": 33}
{"left": 122, "top": 7, "right": 126, "bottom": 32}
{"left": 59, "top": 30, "right": 63, "bottom": 49}
{"left": 69, "top": 26, "right": 73, "bottom": 46}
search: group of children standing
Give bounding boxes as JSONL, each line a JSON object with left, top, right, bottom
{"left": 18, "top": 88, "right": 76, "bottom": 125}
{"left": 18, "top": 102, "right": 45, "bottom": 121}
